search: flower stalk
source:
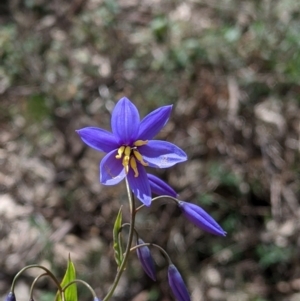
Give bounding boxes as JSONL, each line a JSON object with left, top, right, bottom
{"left": 10, "top": 265, "right": 63, "bottom": 297}
{"left": 103, "top": 178, "right": 136, "bottom": 301}
{"left": 130, "top": 242, "right": 172, "bottom": 265}
{"left": 29, "top": 273, "right": 48, "bottom": 300}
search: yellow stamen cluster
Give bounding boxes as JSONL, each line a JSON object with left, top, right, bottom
{"left": 115, "top": 140, "right": 148, "bottom": 177}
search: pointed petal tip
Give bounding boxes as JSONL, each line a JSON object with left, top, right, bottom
{"left": 142, "top": 199, "right": 152, "bottom": 207}
{"left": 220, "top": 230, "right": 227, "bottom": 237}
{"left": 147, "top": 173, "right": 177, "bottom": 197}
{"left": 168, "top": 264, "right": 191, "bottom": 301}
{"left": 136, "top": 189, "right": 152, "bottom": 207}
{"left": 138, "top": 104, "right": 174, "bottom": 140}
{"left": 75, "top": 127, "right": 119, "bottom": 153}
{"left": 75, "top": 128, "right": 83, "bottom": 135}
{"left": 112, "top": 96, "right": 140, "bottom": 144}
{"left": 178, "top": 201, "right": 226, "bottom": 236}
{"left": 118, "top": 96, "right": 132, "bottom": 102}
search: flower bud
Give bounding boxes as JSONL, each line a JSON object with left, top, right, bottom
{"left": 136, "top": 238, "right": 156, "bottom": 281}
{"left": 147, "top": 174, "right": 177, "bottom": 197}
{"left": 94, "top": 297, "right": 102, "bottom": 301}
{"left": 178, "top": 201, "right": 226, "bottom": 236}
{"left": 168, "top": 264, "right": 190, "bottom": 301}
{"left": 5, "top": 292, "right": 16, "bottom": 301}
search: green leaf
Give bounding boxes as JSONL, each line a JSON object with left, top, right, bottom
{"left": 56, "top": 256, "right": 77, "bottom": 301}
{"left": 113, "top": 206, "right": 123, "bottom": 267}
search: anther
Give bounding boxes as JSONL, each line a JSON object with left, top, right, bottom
{"left": 130, "top": 157, "right": 139, "bottom": 177}
{"left": 133, "top": 150, "right": 148, "bottom": 166}
{"left": 116, "top": 146, "right": 125, "bottom": 159}
{"left": 122, "top": 146, "right": 132, "bottom": 173}
{"left": 134, "top": 140, "right": 148, "bottom": 147}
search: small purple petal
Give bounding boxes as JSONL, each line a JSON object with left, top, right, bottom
{"left": 168, "top": 264, "right": 190, "bottom": 301}
{"left": 138, "top": 105, "right": 172, "bottom": 140}
{"left": 127, "top": 164, "right": 151, "bottom": 206}
{"left": 136, "top": 238, "right": 156, "bottom": 281}
{"left": 147, "top": 174, "right": 177, "bottom": 197}
{"left": 94, "top": 298, "right": 102, "bottom": 301}
{"left": 139, "top": 141, "right": 187, "bottom": 168}
{"left": 76, "top": 127, "right": 119, "bottom": 153}
{"left": 111, "top": 97, "right": 140, "bottom": 145}
{"left": 100, "top": 150, "right": 126, "bottom": 185}
{"left": 178, "top": 201, "right": 226, "bottom": 236}
{"left": 5, "top": 292, "right": 16, "bottom": 301}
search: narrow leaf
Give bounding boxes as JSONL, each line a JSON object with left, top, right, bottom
{"left": 113, "top": 206, "right": 123, "bottom": 267}
{"left": 56, "top": 255, "right": 77, "bottom": 301}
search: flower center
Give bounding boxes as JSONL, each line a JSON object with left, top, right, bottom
{"left": 115, "top": 140, "right": 149, "bottom": 177}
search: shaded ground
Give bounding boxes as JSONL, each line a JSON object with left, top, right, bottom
{"left": 1, "top": 1, "right": 300, "bottom": 301}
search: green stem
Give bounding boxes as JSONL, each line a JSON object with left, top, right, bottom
{"left": 121, "top": 223, "right": 139, "bottom": 241}
{"left": 62, "top": 279, "right": 97, "bottom": 299}
{"left": 103, "top": 178, "right": 136, "bottom": 301}
{"left": 10, "top": 265, "right": 62, "bottom": 294}
{"left": 135, "top": 195, "right": 179, "bottom": 213}
{"left": 29, "top": 273, "right": 48, "bottom": 300}
{"left": 130, "top": 242, "right": 173, "bottom": 265}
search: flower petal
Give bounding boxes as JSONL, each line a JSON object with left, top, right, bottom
{"left": 178, "top": 201, "right": 226, "bottom": 236}
{"left": 76, "top": 127, "right": 119, "bottom": 153}
{"left": 136, "top": 238, "right": 156, "bottom": 281}
{"left": 168, "top": 264, "right": 191, "bottom": 301}
{"left": 127, "top": 164, "right": 151, "bottom": 206}
{"left": 138, "top": 105, "right": 172, "bottom": 140}
{"left": 5, "top": 292, "right": 16, "bottom": 301}
{"left": 147, "top": 174, "right": 177, "bottom": 197}
{"left": 139, "top": 141, "right": 187, "bottom": 168}
{"left": 111, "top": 97, "right": 140, "bottom": 145}
{"left": 100, "top": 150, "right": 126, "bottom": 185}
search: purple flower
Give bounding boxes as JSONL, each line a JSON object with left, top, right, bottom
{"left": 147, "top": 174, "right": 226, "bottom": 236}
{"left": 76, "top": 97, "right": 187, "bottom": 206}
{"left": 5, "top": 292, "right": 16, "bottom": 301}
{"left": 136, "top": 238, "right": 156, "bottom": 281}
{"left": 178, "top": 201, "right": 226, "bottom": 236}
{"left": 168, "top": 264, "right": 190, "bottom": 301}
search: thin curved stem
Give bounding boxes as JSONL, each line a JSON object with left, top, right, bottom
{"left": 10, "top": 265, "right": 62, "bottom": 294}
{"left": 121, "top": 223, "right": 139, "bottom": 242}
{"left": 130, "top": 242, "right": 172, "bottom": 265}
{"left": 62, "top": 279, "right": 97, "bottom": 299}
{"left": 136, "top": 195, "right": 179, "bottom": 213}
{"left": 29, "top": 273, "right": 48, "bottom": 300}
{"left": 103, "top": 178, "right": 136, "bottom": 301}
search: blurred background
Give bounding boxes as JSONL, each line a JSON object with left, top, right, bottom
{"left": 1, "top": 0, "right": 300, "bottom": 300}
